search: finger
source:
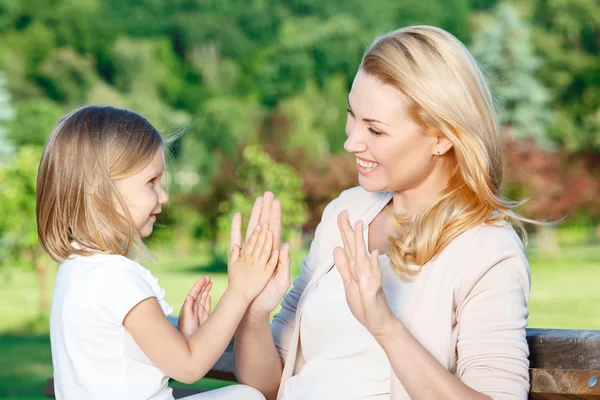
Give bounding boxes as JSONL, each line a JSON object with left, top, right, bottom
{"left": 334, "top": 246, "right": 354, "bottom": 284}
{"left": 276, "top": 242, "right": 291, "bottom": 284}
{"left": 202, "top": 281, "right": 213, "bottom": 309}
{"left": 337, "top": 211, "right": 355, "bottom": 261}
{"left": 259, "top": 191, "right": 274, "bottom": 227}
{"left": 206, "top": 294, "right": 212, "bottom": 314}
{"left": 180, "top": 294, "right": 192, "bottom": 316}
{"left": 354, "top": 220, "right": 367, "bottom": 263}
{"left": 246, "top": 196, "right": 263, "bottom": 242}
{"left": 193, "top": 290, "right": 200, "bottom": 317}
{"left": 370, "top": 249, "right": 382, "bottom": 279}
{"left": 270, "top": 199, "right": 282, "bottom": 250}
{"left": 265, "top": 248, "right": 279, "bottom": 274}
{"left": 197, "top": 278, "right": 210, "bottom": 313}
{"left": 230, "top": 212, "right": 243, "bottom": 255}
{"left": 249, "top": 224, "right": 268, "bottom": 258}
{"left": 187, "top": 277, "right": 207, "bottom": 301}
{"left": 256, "top": 229, "right": 273, "bottom": 264}
{"left": 229, "top": 244, "right": 241, "bottom": 266}
{"left": 243, "top": 225, "right": 262, "bottom": 257}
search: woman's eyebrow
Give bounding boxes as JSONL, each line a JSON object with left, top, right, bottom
{"left": 347, "top": 95, "right": 390, "bottom": 126}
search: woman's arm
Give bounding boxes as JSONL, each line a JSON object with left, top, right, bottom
{"left": 334, "top": 215, "right": 529, "bottom": 400}
{"left": 377, "top": 258, "right": 528, "bottom": 400}
{"left": 234, "top": 191, "right": 340, "bottom": 399}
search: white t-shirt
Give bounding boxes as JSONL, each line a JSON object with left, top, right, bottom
{"left": 50, "top": 251, "right": 175, "bottom": 400}
{"left": 283, "top": 253, "right": 415, "bottom": 400}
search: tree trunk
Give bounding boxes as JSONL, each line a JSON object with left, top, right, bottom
{"left": 535, "top": 225, "right": 560, "bottom": 256}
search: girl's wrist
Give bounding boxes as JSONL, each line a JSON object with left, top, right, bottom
{"left": 222, "top": 287, "right": 253, "bottom": 309}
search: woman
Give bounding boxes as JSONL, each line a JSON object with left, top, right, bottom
{"left": 233, "top": 25, "right": 531, "bottom": 400}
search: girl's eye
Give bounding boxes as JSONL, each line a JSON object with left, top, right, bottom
{"left": 368, "top": 127, "right": 383, "bottom": 136}
{"left": 346, "top": 108, "right": 354, "bottom": 117}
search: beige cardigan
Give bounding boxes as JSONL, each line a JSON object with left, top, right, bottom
{"left": 271, "top": 187, "right": 531, "bottom": 399}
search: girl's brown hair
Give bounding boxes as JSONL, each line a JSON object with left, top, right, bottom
{"left": 36, "top": 105, "right": 164, "bottom": 262}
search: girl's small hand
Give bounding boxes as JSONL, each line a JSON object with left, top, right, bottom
{"left": 334, "top": 211, "right": 398, "bottom": 338}
{"left": 178, "top": 277, "right": 212, "bottom": 339}
{"left": 228, "top": 224, "right": 279, "bottom": 304}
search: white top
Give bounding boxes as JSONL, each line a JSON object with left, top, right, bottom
{"left": 283, "top": 227, "right": 415, "bottom": 399}
{"left": 50, "top": 251, "right": 174, "bottom": 400}
{"left": 272, "top": 187, "right": 531, "bottom": 400}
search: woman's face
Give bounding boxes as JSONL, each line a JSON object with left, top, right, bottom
{"left": 345, "top": 69, "right": 449, "bottom": 194}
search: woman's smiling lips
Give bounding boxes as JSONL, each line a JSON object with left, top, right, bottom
{"left": 355, "top": 156, "right": 380, "bottom": 175}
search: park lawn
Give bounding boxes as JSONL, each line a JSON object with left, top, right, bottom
{"left": 0, "top": 240, "right": 598, "bottom": 398}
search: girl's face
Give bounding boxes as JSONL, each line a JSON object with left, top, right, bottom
{"left": 344, "top": 69, "right": 450, "bottom": 194}
{"left": 113, "top": 149, "right": 169, "bottom": 238}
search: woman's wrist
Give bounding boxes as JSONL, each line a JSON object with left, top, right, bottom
{"left": 373, "top": 317, "right": 408, "bottom": 347}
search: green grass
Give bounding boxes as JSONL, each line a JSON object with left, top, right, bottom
{"left": 0, "top": 236, "right": 598, "bottom": 398}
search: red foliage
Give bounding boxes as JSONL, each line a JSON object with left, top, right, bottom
{"left": 502, "top": 130, "right": 600, "bottom": 222}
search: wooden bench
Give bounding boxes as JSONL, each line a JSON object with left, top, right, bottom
{"left": 43, "top": 328, "right": 600, "bottom": 399}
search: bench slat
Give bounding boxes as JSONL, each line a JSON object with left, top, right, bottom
{"left": 529, "top": 368, "right": 600, "bottom": 399}
{"left": 527, "top": 329, "right": 600, "bottom": 370}
{"left": 43, "top": 327, "right": 600, "bottom": 398}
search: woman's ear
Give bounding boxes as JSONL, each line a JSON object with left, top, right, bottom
{"left": 432, "top": 131, "right": 453, "bottom": 156}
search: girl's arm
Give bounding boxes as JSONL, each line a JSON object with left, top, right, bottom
{"left": 124, "top": 288, "right": 249, "bottom": 384}
{"left": 125, "top": 225, "right": 278, "bottom": 384}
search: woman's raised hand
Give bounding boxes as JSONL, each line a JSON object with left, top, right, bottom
{"left": 230, "top": 192, "right": 291, "bottom": 316}
{"left": 334, "top": 211, "right": 398, "bottom": 338}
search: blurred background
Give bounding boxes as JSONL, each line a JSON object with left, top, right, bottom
{"left": 0, "top": 0, "right": 599, "bottom": 398}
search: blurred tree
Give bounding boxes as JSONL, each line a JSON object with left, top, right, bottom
{"left": 0, "top": 72, "right": 15, "bottom": 162}
{"left": 216, "top": 144, "right": 308, "bottom": 258}
{"left": 0, "top": 146, "right": 52, "bottom": 314}
{"left": 8, "top": 100, "right": 64, "bottom": 147}
{"left": 514, "top": 0, "right": 600, "bottom": 151}
{"left": 470, "top": 3, "right": 551, "bottom": 143}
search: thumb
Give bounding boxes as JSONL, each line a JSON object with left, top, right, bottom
{"left": 178, "top": 295, "right": 192, "bottom": 328}
{"left": 277, "top": 242, "right": 291, "bottom": 284}
{"left": 229, "top": 244, "right": 241, "bottom": 266}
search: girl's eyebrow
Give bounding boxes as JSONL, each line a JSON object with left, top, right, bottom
{"left": 347, "top": 95, "right": 390, "bottom": 126}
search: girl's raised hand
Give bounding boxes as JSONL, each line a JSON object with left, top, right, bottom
{"left": 334, "top": 211, "right": 398, "bottom": 338}
{"left": 228, "top": 224, "right": 279, "bottom": 304}
{"left": 178, "top": 276, "right": 213, "bottom": 339}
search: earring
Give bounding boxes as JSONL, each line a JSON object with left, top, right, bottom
{"left": 434, "top": 150, "right": 441, "bottom": 156}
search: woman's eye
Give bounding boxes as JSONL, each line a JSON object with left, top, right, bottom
{"left": 346, "top": 108, "right": 354, "bottom": 117}
{"left": 368, "top": 127, "right": 383, "bottom": 136}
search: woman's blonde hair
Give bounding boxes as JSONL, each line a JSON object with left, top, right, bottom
{"left": 36, "top": 105, "right": 165, "bottom": 262}
{"left": 361, "top": 26, "right": 531, "bottom": 276}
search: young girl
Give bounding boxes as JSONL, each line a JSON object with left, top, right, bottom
{"left": 36, "top": 105, "right": 281, "bottom": 399}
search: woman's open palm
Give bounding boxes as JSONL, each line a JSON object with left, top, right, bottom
{"left": 334, "top": 211, "right": 397, "bottom": 338}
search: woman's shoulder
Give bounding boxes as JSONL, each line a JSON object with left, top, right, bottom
{"left": 439, "top": 222, "right": 530, "bottom": 301}
{"left": 446, "top": 222, "right": 525, "bottom": 259}
{"left": 322, "top": 186, "right": 391, "bottom": 220}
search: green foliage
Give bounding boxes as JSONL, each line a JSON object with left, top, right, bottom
{"left": 470, "top": 3, "right": 551, "bottom": 143}
{"left": 0, "top": 146, "right": 45, "bottom": 271}
{"left": 8, "top": 100, "right": 63, "bottom": 147}
{"left": 0, "top": 72, "right": 15, "bottom": 162}
{"left": 216, "top": 145, "right": 308, "bottom": 256}
{"left": 514, "top": 0, "right": 600, "bottom": 150}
